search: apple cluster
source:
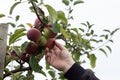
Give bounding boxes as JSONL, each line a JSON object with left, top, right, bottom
{"left": 18, "top": 17, "right": 57, "bottom": 62}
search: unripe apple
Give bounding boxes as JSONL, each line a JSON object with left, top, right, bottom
{"left": 43, "top": 27, "right": 57, "bottom": 38}
{"left": 25, "top": 42, "right": 37, "bottom": 55}
{"left": 46, "top": 38, "right": 55, "bottom": 49}
{"left": 37, "top": 36, "right": 47, "bottom": 47}
{"left": 34, "top": 17, "right": 42, "bottom": 28}
{"left": 27, "top": 28, "right": 41, "bottom": 42}
{"left": 19, "top": 53, "right": 30, "bottom": 62}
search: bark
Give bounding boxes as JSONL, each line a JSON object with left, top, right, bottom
{"left": 0, "top": 23, "right": 8, "bottom": 78}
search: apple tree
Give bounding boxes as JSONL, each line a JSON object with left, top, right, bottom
{"left": 0, "top": 0, "right": 119, "bottom": 80}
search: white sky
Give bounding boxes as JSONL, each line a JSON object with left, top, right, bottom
{"left": 0, "top": 0, "right": 120, "bottom": 80}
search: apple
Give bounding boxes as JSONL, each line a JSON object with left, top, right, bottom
{"left": 27, "top": 28, "right": 41, "bottom": 42}
{"left": 25, "top": 42, "right": 37, "bottom": 55}
{"left": 19, "top": 53, "right": 30, "bottom": 62}
{"left": 43, "top": 27, "right": 57, "bottom": 38}
{"left": 46, "top": 38, "right": 55, "bottom": 49}
{"left": 37, "top": 36, "right": 47, "bottom": 47}
{"left": 34, "top": 17, "right": 42, "bottom": 28}
{"left": 10, "top": 50, "right": 17, "bottom": 57}
{"left": 46, "top": 22, "right": 52, "bottom": 28}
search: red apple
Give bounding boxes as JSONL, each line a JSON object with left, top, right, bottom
{"left": 46, "top": 38, "right": 55, "bottom": 49}
{"left": 10, "top": 50, "right": 17, "bottom": 57}
{"left": 25, "top": 42, "right": 37, "bottom": 55}
{"left": 19, "top": 53, "right": 30, "bottom": 62}
{"left": 46, "top": 22, "right": 52, "bottom": 28}
{"left": 27, "top": 28, "right": 41, "bottom": 42}
{"left": 34, "top": 17, "right": 42, "bottom": 28}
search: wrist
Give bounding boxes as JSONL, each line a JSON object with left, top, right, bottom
{"left": 63, "top": 59, "right": 75, "bottom": 73}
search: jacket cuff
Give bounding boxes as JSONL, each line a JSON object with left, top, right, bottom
{"left": 64, "top": 63, "right": 85, "bottom": 80}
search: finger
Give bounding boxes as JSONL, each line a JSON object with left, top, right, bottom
{"left": 53, "top": 45, "right": 61, "bottom": 55}
{"left": 55, "top": 41, "right": 66, "bottom": 50}
{"left": 45, "top": 55, "right": 51, "bottom": 63}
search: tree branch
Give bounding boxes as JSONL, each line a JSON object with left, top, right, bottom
{"left": 3, "top": 67, "right": 31, "bottom": 78}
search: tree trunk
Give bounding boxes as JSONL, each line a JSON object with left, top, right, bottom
{"left": 0, "top": 23, "right": 8, "bottom": 78}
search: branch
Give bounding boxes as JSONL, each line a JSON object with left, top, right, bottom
{"left": 3, "top": 67, "right": 31, "bottom": 78}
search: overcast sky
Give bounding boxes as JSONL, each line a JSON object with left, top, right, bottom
{"left": 0, "top": 0, "right": 120, "bottom": 80}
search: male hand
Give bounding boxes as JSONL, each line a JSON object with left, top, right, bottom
{"left": 45, "top": 41, "right": 75, "bottom": 73}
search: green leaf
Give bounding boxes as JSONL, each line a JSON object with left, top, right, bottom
{"left": 0, "top": 37, "right": 3, "bottom": 41}
{"left": 57, "top": 11, "right": 68, "bottom": 24}
{"left": 45, "top": 5, "right": 57, "bottom": 23}
{"left": 29, "top": 56, "right": 46, "bottom": 76}
{"left": 48, "top": 70, "right": 55, "bottom": 78}
{"left": 103, "top": 29, "right": 111, "bottom": 33}
{"left": 7, "top": 22, "right": 16, "bottom": 28}
{"left": 15, "top": 15, "right": 20, "bottom": 21}
{"left": 0, "top": 77, "right": 3, "bottom": 80}
{"left": 17, "top": 24, "right": 25, "bottom": 27}
{"left": 88, "top": 54, "right": 96, "bottom": 68}
{"left": 51, "top": 21, "right": 60, "bottom": 33}
{"left": 62, "top": 0, "right": 69, "bottom": 6}
{"left": 105, "top": 34, "right": 108, "bottom": 39}
{"left": 90, "top": 39, "right": 98, "bottom": 43}
{"left": 60, "top": 27, "right": 69, "bottom": 40}
{"left": 9, "top": 1, "right": 21, "bottom": 14}
{"left": 110, "top": 28, "right": 120, "bottom": 35}
{"left": 13, "top": 46, "right": 21, "bottom": 56}
{"left": 109, "top": 39, "right": 113, "bottom": 43}
{"left": 99, "top": 48, "right": 107, "bottom": 57}
{"left": 73, "top": 0, "right": 84, "bottom": 5}
{"left": 9, "top": 28, "right": 26, "bottom": 45}
{"left": 21, "top": 41, "right": 29, "bottom": 53}
{"left": 79, "top": 28, "right": 84, "bottom": 32}
{"left": 0, "top": 14, "right": 5, "bottom": 18}
{"left": 106, "top": 46, "right": 112, "bottom": 53}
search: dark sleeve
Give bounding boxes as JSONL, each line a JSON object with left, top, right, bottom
{"left": 64, "top": 63, "right": 99, "bottom": 80}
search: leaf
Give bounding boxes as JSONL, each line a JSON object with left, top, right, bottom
{"left": 9, "top": 2, "right": 21, "bottom": 14}
{"left": 9, "top": 28, "right": 26, "bottom": 45}
{"left": 17, "top": 24, "right": 25, "bottom": 27}
{"left": 45, "top": 5, "right": 58, "bottom": 23}
{"left": 106, "top": 46, "right": 112, "bottom": 53}
{"left": 7, "top": 22, "right": 16, "bottom": 28}
{"left": 13, "top": 46, "right": 21, "bottom": 56}
{"left": 26, "top": 23, "right": 33, "bottom": 28}
{"left": 81, "top": 23, "right": 87, "bottom": 27}
{"left": 57, "top": 11, "right": 68, "bottom": 24}
{"left": 0, "top": 14, "right": 5, "bottom": 18}
{"left": 90, "top": 39, "right": 98, "bottom": 43}
{"left": 79, "top": 28, "right": 84, "bottom": 32}
{"left": 110, "top": 28, "right": 120, "bottom": 35}
{"left": 0, "top": 77, "right": 3, "bottom": 80}
{"left": 62, "top": 0, "right": 70, "bottom": 6}
{"left": 73, "top": 0, "right": 84, "bottom": 5}
{"left": 105, "top": 34, "right": 108, "bottom": 39}
{"left": 88, "top": 54, "right": 96, "bottom": 68}
{"left": 99, "top": 48, "right": 107, "bottom": 57}
{"left": 48, "top": 70, "right": 55, "bottom": 78}
{"left": 103, "top": 29, "right": 111, "bottom": 33}
{"left": 0, "top": 37, "right": 3, "bottom": 41}
{"left": 51, "top": 21, "right": 60, "bottom": 33}
{"left": 21, "top": 41, "right": 29, "bottom": 53}
{"left": 60, "top": 27, "right": 69, "bottom": 40}
{"left": 109, "top": 39, "right": 113, "bottom": 43}
{"left": 15, "top": 15, "right": 20, "bottom": 21}
{"left": 29, "top": 55, "right": 46, "bottom": 76}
